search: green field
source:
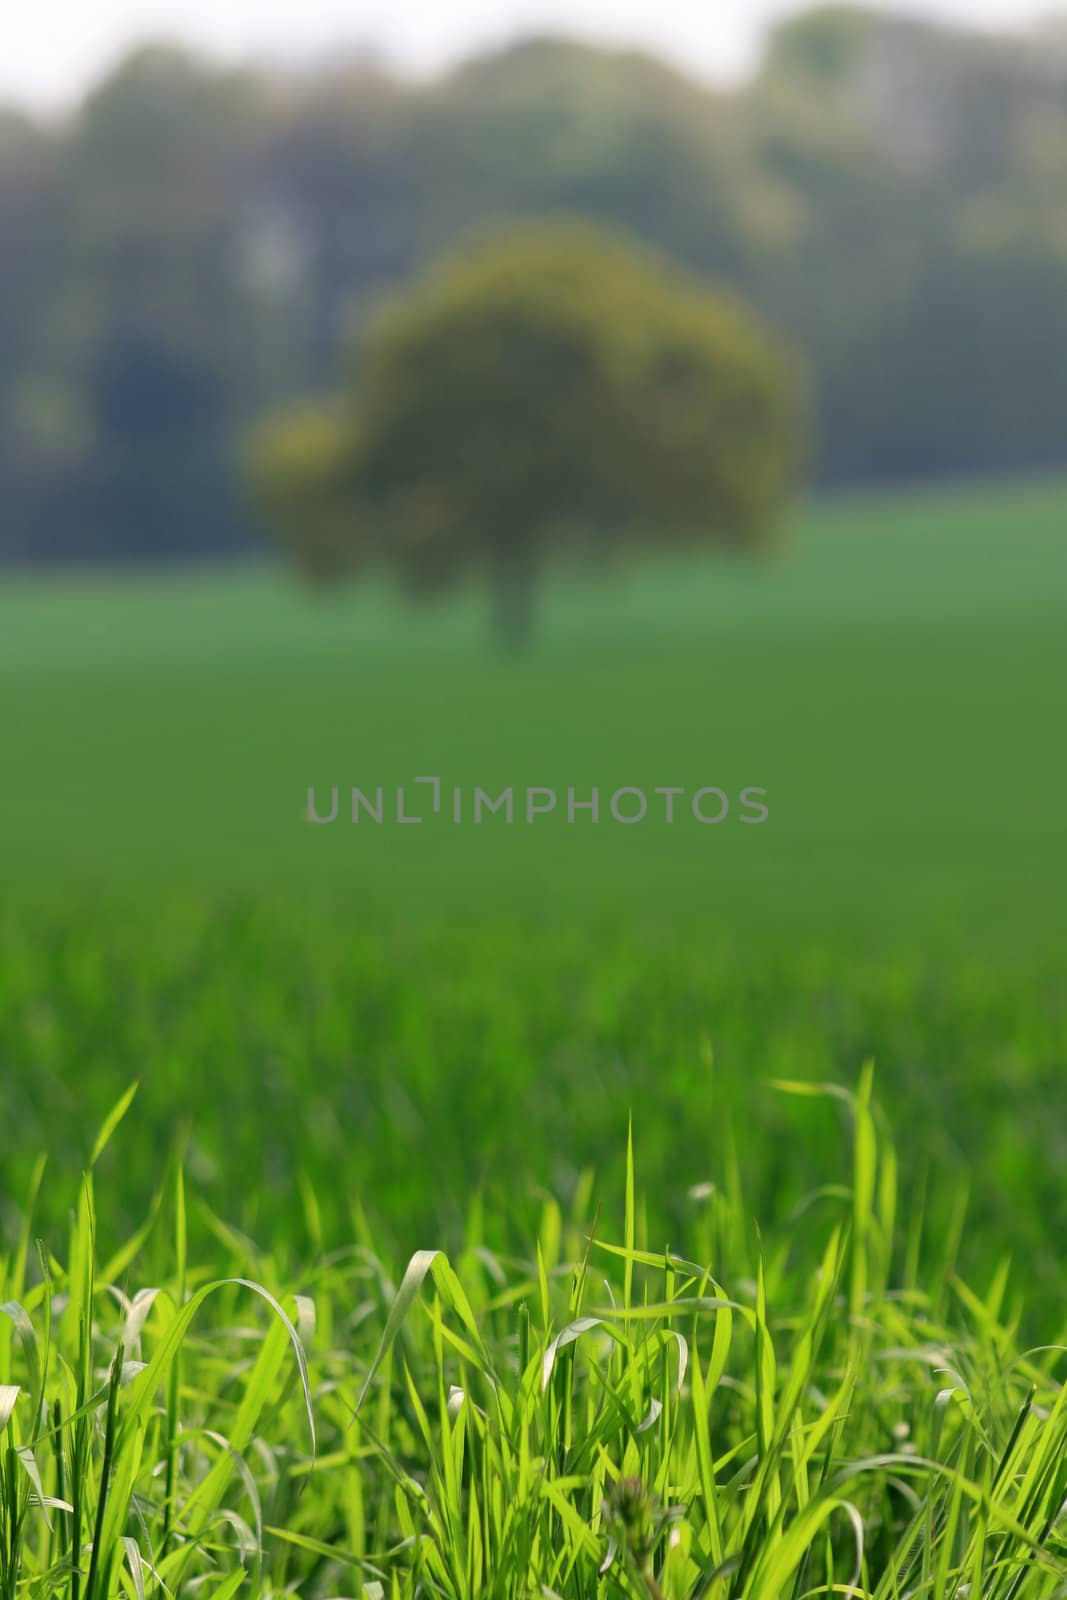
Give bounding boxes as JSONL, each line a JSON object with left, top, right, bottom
{"left": 3, "top": 474, "right": 1066, "bottom": 942}
{"left": 3, "top": 477, "right": 1067, "bottom": 1597}
{"left": 5, "top": 474, "right": 1067, "bottom": 1245}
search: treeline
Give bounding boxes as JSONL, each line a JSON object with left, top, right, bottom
{"left": 3, "top": 5, "right": 1067, "bottom": 563}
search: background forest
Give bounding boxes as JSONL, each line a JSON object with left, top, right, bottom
{"left": 4, "top": 5, "right": 1067, "bottom": 563}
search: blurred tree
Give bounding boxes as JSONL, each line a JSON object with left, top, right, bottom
{"left": 248, "top": 224, "right": 805, "bottom": 646}
{"left": 0, "top": 110, "right": 71, "bottom": 560}
{"left": 763, "top": 7, "right": 878, "bottom": 88}
{"left": 245, "top": 404, "right": 359, "bottom": 583}
{"left": 55, "top": 45, "right": 274, "bottom": 557}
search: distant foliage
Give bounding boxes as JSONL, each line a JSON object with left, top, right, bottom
{"left": 249, "top": 224, "right": 805, "bottom": 643}
{"left": 3, "top": 10, "right": 1067, "bottom": 561}
{"left": 245, "top": 405, "right": 357, "bottom": 583}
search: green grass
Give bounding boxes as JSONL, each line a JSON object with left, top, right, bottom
{"left": 3, "top": 477, "right": 1067, "bottom": 1593}
{"left": 6, "top": 1080, "right": 1067, "bottom": 1599}
{"left": 3, "top": 475, "right": 1066, "bottom": 1264}
{"left": 4, "top": 910, "right": 1067, "bottom": 1314}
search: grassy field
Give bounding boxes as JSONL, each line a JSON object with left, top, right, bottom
{"left": 3, "top": 476, "right": 1067, "bottom": 1595}
{"left": 5, "top": 1079, "right": 1067, "bottom": 1599}
{"left": 3, "top": 474, "right": 1066, "bottom": 947}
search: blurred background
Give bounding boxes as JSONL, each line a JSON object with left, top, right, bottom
{"left": 4, "top": 0, "right": 1067, "bottom": 920}
{"left": 4, "top": 1, "right": 1067, "bottom": 923}
{"left": 4, "top": 2, "right": 1067, "bottom": 563}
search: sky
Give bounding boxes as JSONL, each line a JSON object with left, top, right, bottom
{"left": 3, "top": 0, "right": 1059, "bottom": 110}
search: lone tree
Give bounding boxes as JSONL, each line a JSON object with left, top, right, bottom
{"left": 248, "top": 223, "right": 806, "bottom": 647}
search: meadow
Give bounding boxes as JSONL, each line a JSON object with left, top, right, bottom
{"left": 4, "top": 473, "right": 1066, "bottom": 945}
{"left": 2, "top": 475, "right": 1067, "bottom": 1595}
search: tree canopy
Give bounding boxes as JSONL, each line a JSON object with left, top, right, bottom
{"left": 248, "top": 224, "right": 805, "bottom": 644}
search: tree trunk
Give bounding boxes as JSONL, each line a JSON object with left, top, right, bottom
{"left": 489, "top": 550, "right": 536, "bottom": 651}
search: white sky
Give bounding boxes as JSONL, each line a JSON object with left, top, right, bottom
{"left": 2, "top": 0, "right": 1059, "bottom": 111}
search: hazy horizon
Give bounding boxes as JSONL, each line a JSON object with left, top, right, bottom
{"left": 4, "top": 0, "right": 1063, "bottom": 111}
